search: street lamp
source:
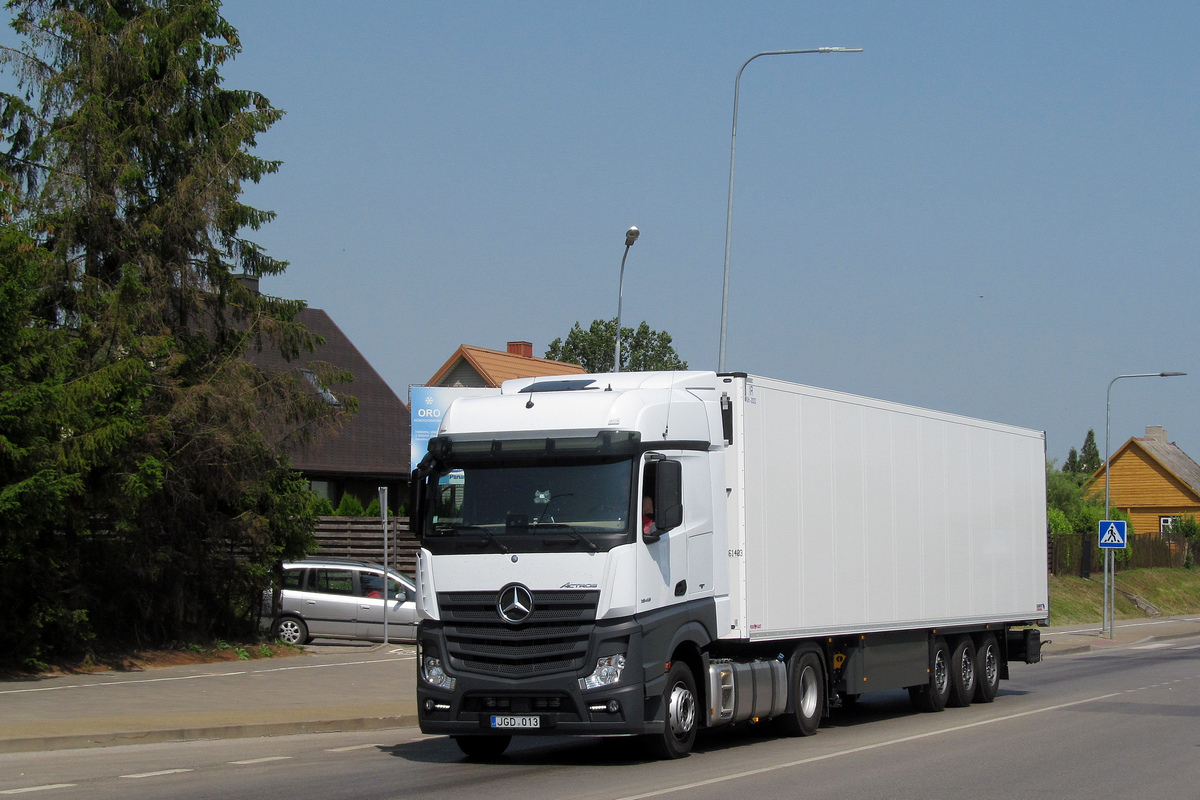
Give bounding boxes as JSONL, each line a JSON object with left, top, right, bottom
{"left": 717, "top": 47, "right": 862, "bottom": 373}
{"left": 613, "top": 226, "right": 639, "bottom": 373}
{"left": 1102, "top": 371, "right": 1186, "bottom": 638}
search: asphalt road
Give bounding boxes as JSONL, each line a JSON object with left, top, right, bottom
{"left": 3, "top": 635, "right": 1198, "bottom": 800}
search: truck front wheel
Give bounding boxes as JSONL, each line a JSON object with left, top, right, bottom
{"left": 647, "top": 661, "right": 698, "bottom": 759}
{"left": 775, "top": 649, "right": 824, "bottom": 737}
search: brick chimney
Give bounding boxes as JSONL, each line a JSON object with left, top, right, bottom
{"left": 507, "top": 341, "right": 533, "bottom": 358}
{"left": 234, "top": 274, "right": 260, "bottom": 295}
{"left": 1145, "top": 425, "right": 1168, "bottom": 443}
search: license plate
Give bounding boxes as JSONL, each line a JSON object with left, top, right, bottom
{"left": 490, "top": 715, "right": 540, "bottom": 729}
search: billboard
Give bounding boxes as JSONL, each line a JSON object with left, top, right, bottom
{"left": 409, "top": 386, "right": 499, "bottom": 472}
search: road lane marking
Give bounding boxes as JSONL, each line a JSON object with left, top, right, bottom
{"left": 0, "top": 658, "right": 409, "bottom": 695}
{"left": 1133, "top": 643, "right": 1173, "bottom": 650}
{"left": 326, "top": 744, "right": 384, "bottom": 752}
{"left": 613, "top": 691, "right": 1131, "bottom": 800}
{"left": 120, "top": 769, "right": 193, "bottom": 778}
{"left": 229, "top": 756, "right": 292, "bottom": 765}
{"left": 0, "top": 786, "right": 77, "bottom": 794}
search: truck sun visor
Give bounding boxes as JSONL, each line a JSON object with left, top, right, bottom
{"left": 428, "top": 431, "right": 640, "bottom": 460}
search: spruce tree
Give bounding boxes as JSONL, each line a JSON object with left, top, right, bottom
{"left": 1080, "top": 429, "right": 1102, "bottom": 474}
{"left": 0, "top": 1, "right": 351, "bottom": 665}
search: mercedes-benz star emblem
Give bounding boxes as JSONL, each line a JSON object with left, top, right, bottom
{"left": 497, "top": 584, "right": 534, "bottom": 625}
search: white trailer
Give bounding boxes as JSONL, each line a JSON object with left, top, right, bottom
{"left": 412, "top": 371, "right": 1047, "bottom": 759}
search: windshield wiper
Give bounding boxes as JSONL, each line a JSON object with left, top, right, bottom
{"left": 530, "top": 522, "right": 598, "bottom": 552}
{"left": 442, "top": 524, "right": 509, "bottom": 553}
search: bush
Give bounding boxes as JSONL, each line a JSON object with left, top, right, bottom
{"left": 308, "top": 493, "right": 335, "bottom": 516}
{"left": 1175, "top": 515, "right": 1200, "bottom": 568}
{"left": 334, "top": 493, "right": 365, "bottom": 516}
{"left": 364, "top": 498, "right": 381, "bottom": 517}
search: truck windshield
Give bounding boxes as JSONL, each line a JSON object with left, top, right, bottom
{"left": 423, "top": 458, "right": 634, "bottom": 553}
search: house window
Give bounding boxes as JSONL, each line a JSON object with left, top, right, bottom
{"left": 1161, "top": 516, "right": 1180, "bottom": 534}
{"left": 309, "top": 480, "right": 333, "bottom": 501}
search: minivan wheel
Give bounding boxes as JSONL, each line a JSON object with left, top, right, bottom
{"left": 273, "top": 616, "right": 308, "bottom": 646}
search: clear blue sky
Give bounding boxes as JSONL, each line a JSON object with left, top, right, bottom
{"left": 26, "top": 3, "right": 1200, "bottom": 463}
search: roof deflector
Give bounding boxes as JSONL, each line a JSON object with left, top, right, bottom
{"left": 518, "top": 379, "right": 598, "bottom": 393}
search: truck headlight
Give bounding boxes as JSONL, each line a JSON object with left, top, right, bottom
{"left": 579, "top": 654, "right": 626, "bottom": 690}
{"left": 422, "top": 655, "right": 456, "bottom": 691}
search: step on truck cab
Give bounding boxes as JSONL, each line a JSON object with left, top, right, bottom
{"left": 412, "top": 371, "right": 1048, "bottom": 759}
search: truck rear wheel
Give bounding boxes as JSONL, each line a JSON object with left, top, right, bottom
{"left": 775, "top": 649, "right": 824, "bottom": 737}
{"left": 647, "top": 661, "right": 698, "bottom": 759}
{"left": 909, "top": 637, "right": 951, "bottom": 712}
{"left": 947, "top": 637, "right": 977, "bottom": 707}
{"left": 454, "top": 735, "right": 511, "bottom": 759}
{"left": 973, "top": 635, "right": 1001, "bottom": 703}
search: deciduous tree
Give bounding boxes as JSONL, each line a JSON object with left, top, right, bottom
{"left": 545, "top": 318, "right": 688, "bottom": 373}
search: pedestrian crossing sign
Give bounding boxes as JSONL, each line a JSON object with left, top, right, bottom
{"left": 1099, "top": 520, "right": 1127, "bottom": 549}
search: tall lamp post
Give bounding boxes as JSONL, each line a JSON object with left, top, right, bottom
{"left": 717, "top": 47, "right": 862, "bottom": 373}
{"left": 1103, "top": 371, "right": 1186, "bottom": 638}
{"left": 613, "top": 226, "right": 639, "bottom": 373}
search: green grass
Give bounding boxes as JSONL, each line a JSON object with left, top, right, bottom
{"left": 1048, "top": 568, "right": 1200, "bottom": 625}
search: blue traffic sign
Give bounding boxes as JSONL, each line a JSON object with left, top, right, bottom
{"left": 1099, "top": 520, "right": 1127, "bottom": 549}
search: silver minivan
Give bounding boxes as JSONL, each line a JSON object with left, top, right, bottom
{"left": 267, "top": 558, "right": 418, "bottom": 645}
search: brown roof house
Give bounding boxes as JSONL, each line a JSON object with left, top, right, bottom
{"left": 426, "top": 341, "right": 585, "bottom": 388}
{"left": 409, "top": 342, "right": 584, "bottom": 472}
{"left": 1088, "top": 426, "right": 1200, "bottom": 536}
{"left": 247, "top": 305, "right": 410, "bottom": 511}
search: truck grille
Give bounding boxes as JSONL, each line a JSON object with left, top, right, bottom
{"left": 438, "top": 590, "right": 599, "bottom": 677}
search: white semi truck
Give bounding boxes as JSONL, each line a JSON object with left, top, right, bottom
{"left": 412, "top": 371, "right": 1047, "bottom": 759}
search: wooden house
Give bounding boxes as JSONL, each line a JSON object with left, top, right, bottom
{"left": 1088, "top": 426, "right": 1200, "bottom": 536}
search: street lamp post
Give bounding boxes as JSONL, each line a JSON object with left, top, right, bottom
{"left": 613, "top": 226, "right": 639, "bottom": 373}
{"left": 1102, "top": 371, "right": 1186, "bottom": 638}
{"left": 717, "top": 47, "right": 862, "bottom": 373}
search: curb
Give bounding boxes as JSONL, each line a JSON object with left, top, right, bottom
{"left": 1042, "top": 627, "right": 1200, "bottom": 658}
{"left": 0, "top": 715, "right": 420, "bottom": 755}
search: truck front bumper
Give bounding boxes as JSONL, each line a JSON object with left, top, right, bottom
{"left": 416, "top": 618, "right": 663, "bottom": 737}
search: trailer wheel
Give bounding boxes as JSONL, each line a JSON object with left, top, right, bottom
{"left": 973, "top": 635, "right": 1001, "bottom": 703}
{"left": 454, "top": 735, "right": 511, "bottom": 759}
{"left": 909, "top": 637, "right": 951, "bottom": 712}
{"left": 647, "top": 661, "right": 698, "bottom": 759}
{"left": 775, "top": 650, "right": 825, "bottom": 737}
{"left": 947, "top": 637, "right": 977, "bottom": 707}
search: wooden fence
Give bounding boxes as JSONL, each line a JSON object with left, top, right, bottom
{"left": 1049, "top": 531, "right": 1184, "bottom": 576}
{"left": 313, "top": 516, "right": 419, "bottom": 576}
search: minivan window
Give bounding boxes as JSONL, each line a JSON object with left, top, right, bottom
{"left": 315, "top": 569, "right": 354, "bottom": 595}
{"left": 282, "top": 569, "right": 303, "bottom": 590}
{"left": 359, "top": 571, "right": 406, "bottom": 600}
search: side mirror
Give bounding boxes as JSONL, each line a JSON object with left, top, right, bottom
{"left": 653, "top": 460, "right": 683, "bottom": 533}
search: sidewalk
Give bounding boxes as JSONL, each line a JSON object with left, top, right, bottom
{"left": 3, "top": 616, "right": 1200, "bottom": 755}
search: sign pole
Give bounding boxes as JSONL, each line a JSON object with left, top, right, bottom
{"left": 380, "top": 486, "right": 389, "bottom": 646}
{"left": 1098, "top": 519, "right": 1127, "bottom": 639}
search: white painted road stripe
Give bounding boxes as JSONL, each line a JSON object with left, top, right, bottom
{"left": 613, "top": 690, "right": 1144, "bottom": 800}
{"left": 326, "top": 743, "right": 384, "bottom": 752}
{"left": 1133, "top": 643, "right": 1174, "bottom": 650}
{"left": 0, "top": 786, "right": 77, "bottom": 795}
{"left": 120, "top": 769, "right": 193, "bottom": 779}
{"left": 229, "top": 756, "right": 292, "bottom": 765}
